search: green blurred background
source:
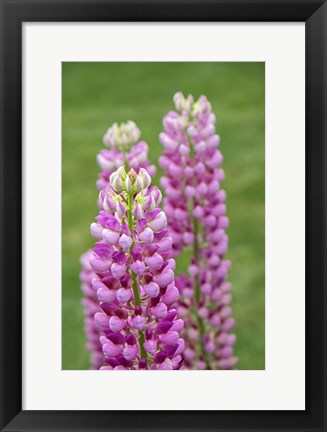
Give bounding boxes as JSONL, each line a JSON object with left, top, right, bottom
{"left": 62, "top": 62, "right": 265, "bottom": 370}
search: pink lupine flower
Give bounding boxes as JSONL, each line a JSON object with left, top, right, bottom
{"left": 79, "top": 251, "right": 103, "bottom": 369}
{"left": 159, "top": 92, "right": 238, "bottom": 370}
{"left": 81, "top": 121, "right": 156, "bottom": 369}
{"left": 90, "top": 166, "right": 184, "bottom": 370}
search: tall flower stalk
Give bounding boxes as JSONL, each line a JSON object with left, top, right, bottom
{"left": 159, "top": 92, "right": 238, "bottom": 369}
{"left": 80, "top": 121, "right": 156, "bottom": 368}
{"left": 80, "top": 251, "right": 104, "bottom": 369}
{"left": 90, "top": 167, "right": 184, "bottom": 370}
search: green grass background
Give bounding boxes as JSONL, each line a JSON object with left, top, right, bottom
{"left": 62, "top": 62, "right": 265, "bottom": 370}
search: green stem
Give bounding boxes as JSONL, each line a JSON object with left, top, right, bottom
{"left": 127, "top": 191, "right": 147, "bottom": 364}
{"left": 186, "top": 126, "right": 212, "bottom": 369}
{"left": 122, "top": 148, "right": 127, "bottom": 169}
{"left": 192, "top": 212, "right": 212, "bottom": 370}
{"left": 193, "top": 216, "right": 200, "bottom": 303}
{"left": 131, "top": 267, "right": 141, "bottom": 310}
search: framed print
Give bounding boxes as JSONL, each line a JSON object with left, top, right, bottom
{"left": 0, "top": 1, "right": 326, "bottom": 431}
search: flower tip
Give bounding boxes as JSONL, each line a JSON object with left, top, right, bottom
{"left": 173, "top": 91, "right": 185, "bottom": 111}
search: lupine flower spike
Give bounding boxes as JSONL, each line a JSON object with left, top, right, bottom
{"left": 90, "top": 167, "right": 184, "bottom": 370}
{"left": 80, "top": 251, "right": 104, "bottom": 369}
{"left": 81, "top": 121, "right": 156, "bottom": 369}
{"left": 159, "top": 92, "right": 238, "bottom": 369}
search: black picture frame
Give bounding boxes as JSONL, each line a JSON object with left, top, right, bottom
{"left": 0, "top": 0, "right": 326, "bottom": 431}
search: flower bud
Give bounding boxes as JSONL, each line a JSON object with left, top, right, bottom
{"left": 173, "top": 91, "right": 185, "bottom": 111}
{"left": 90, "top": 223, "right": 103, "bottom": 239}
{"left": 153, "top": 269, "right": 174, "bottom": 288}
{"left": 135, "top": 176, "right": 144, "bottom": 192}
{"left": 119, "top": 234, "right": 133, "bottom": 250}
{"left": 116, "top": 200, "right": 127, "bottom": 218}
{"left": 133, "top": 315, "right": 146, "bottom": 330}
{"left": 152, "top": 187, "right": 162, "bottom": 204}
{"left": 143, "top": 195, "right": 156, "bottom": 211}
{"left": 103, "top": 343, "right": 122, "bottom": 357}
{"left": 90, "top": 257, "right": 110, "bottom": 272}
{"left": 110, "top": 263, "right": 126, "bottom": 279}
{"left": 122, "top": 345, "right": 138, "bottom": 361}
{"left": 103, "top": 229, "right": 120, "bottom": 245}
{"left": 159, "top": 133, "right": 178, "bottom": 151}
{"left": 110, "top": 173, "right": 123, "bottom": 192}
{"left": 144, "top": 281, "right": 160, "bottom": 298}
{"left": 145, "top": 253, "right": 163, "bottom": 270}
{"left": 124, "top": 175, "right": 132, "bottom": 192}
{"left": 179, "top": 144, "right": 190, "bottom": 155}
{"left": 116, "top": 288, "right": 132, "bottom": 303}
{"left": 148, "top": 211, "right": 167, "bottom": 232}
{"left": 144, "top": 339, "right": 157, "bottom": 354}
{"left": 94, "top": 312, "right": 109, "bottom": 329}
{"left": 160, "top": 331, "right": 179, "bottom": 346}
{"left": 155, "top": 236, "right": 173, "bottom": 253}
{"left": 161, "top": 285, "right": 179, "bottom": 306}
{"left": 152, "top": 302, "right": 168, "bottom": 319}
{"left": 97, "top": 287, "right": 116, "bottom": 303}
{"left": 133, "top": 203, "right": 144, "bottom": 220}
{"left": 138, "top": 168, "right": 151, "bottom": 189}
{"left": 139, "top": 227, "right": 154, "bottom": 244}
{"left": 131, "top": 260, "right": 145, "bottom": 275}
{"left": 170, "top": 319, "right": 184, "bottom": 333}
{"left": 109, "top": 316, "right": 126, "bottom": 333}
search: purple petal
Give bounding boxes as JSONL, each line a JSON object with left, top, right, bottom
{"left": 133, "top": 315, "right": 146, "bottom": 330}
{"left": 93, "top": 242, "right": 113, "bottom": 260}
{"left": 155, "top": 237, "right": 173, "bottom": 253}
{"left": 161, "top": 285, "right": 179, "bottom": 306}
{"left": 94, "top": 312, "right": 109, "bottom": 329}
{"left": 142, "top": 244, "right": 159, "bottom": 257}
{"left": 106, "top": 332, "right": 125, "bottom": 345}
{"left": 143, "top": 281, "right": 160, "bottom": 298}
{"left": 160, "top": 331, "right": 179, "bottom": 346}
{"left": 145, "top": 253, "right": 163, "bottom": 270}
{"left": 144, "top": 208, "right": 161, "bottom": 221}
{"left": 126, "top": 334, "right": 137, "bottom": 345}
{"left": 122, "top": 345, "right": 138, "bottom": 361}
{"left": 109, "top": 316, "right": 126, "bottom": 333}
{"left": 97, "top": 287, "right": 116, "bottom": 303}
{"left": 143, "top": 339, "right": 157, "bottom": 354}
{"left": 90, "top": 223, "right": 103, "bottom": 239}
{"left": 119, "top": 234, "right": 133, "bottom": 250}
{"left": 152, "top": 302, "right": 168, "bottom": 319}
{"left": 103, "top": 229, "right": 120, "bottom": 245}
{"left": 148, "top": 211, "right": 167, "bottom": 232}
{"left": 90, "top": 257, "right": 110, "bottom": 272}
{"left": 156, "top": 321, "right": 173, "bottom": 335}
{"left": 131, "top": 260, "right": 145, "bottom": 275}
{"left": 110, "top": 263, "right": 127, "bottom": 280}
{"left": 107, "top": 218, "right": 121, "bottom": 232}
{"left": 154, "top": 351, "right": 166, "bottom": 364}
{"left": 103, "top": 343, "right": 122, "bottom": 357}
{"left": 116, "top": 288, "right": 132, "bottom": 303}
{"left": 136, "top": 218, "right": 147, "bottom": 233}
{"left": 139, "top": 227, "right": 154, "bottom": 244}
{"left": 153, "top": 269, "right": 174, "bottom": 288}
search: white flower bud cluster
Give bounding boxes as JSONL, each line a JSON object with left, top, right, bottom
{"left": 173, "top": 92, "right": 194, "bottom": 112}
{"left": 103, "top": 121, "right": 141, "bottom": 149}
{"left": 109, "top": 166, "right": 151, "bottom": 194}
{"left": 173, "top": 92, "right": 212, "bottom": 121}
